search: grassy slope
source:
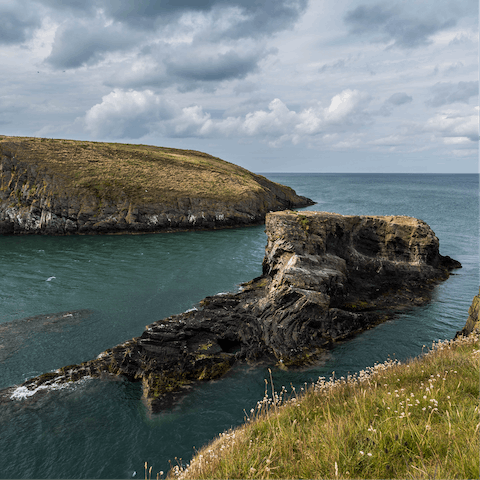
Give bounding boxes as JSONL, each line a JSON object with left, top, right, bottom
{"left": 0, "top": 136, "right": 276, "bottom": 205}
{"left": 167, "top": 332, "right": 479, "bottom": 480}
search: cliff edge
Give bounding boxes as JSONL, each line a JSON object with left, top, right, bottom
{"left": 0, "top": 136, "right": 313, "bottom": 234}
{"left": 1, "top": 211, "right": 461, "bottom": 411}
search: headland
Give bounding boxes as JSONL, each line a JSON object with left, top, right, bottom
{"left": 0, "top": 136, "right": 313, "bottom": 234}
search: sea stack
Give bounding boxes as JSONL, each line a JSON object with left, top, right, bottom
{"left": 1, "top": 211, "right": 461, "bottom": 412}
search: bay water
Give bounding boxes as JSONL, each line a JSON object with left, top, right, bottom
{"left": 0, "top": 173, "right": 477, "bottom": 478}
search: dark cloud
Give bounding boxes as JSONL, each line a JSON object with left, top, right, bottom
{"left": 104, "top": 41, "right": 275, "bottom": 92}
{"left": 0, "top": 2, "right": 42, "bottom": 45}
{"left": 37, "top": 0, "right": 96, "bottom": 13}
{"left": 165, "top": 48, "right": 270, "bottom": 83}
{"left": 387, "top": 92, "right": 413, "bottom": 105}
{"left": 100, "top": 0, "right": 308, "bottom": 36}
{"left": 211, "top": 0, "right": 308, "bottom": 40}
{"left": 344, "top": 2, "right": 458, "bottom": 48}
{"left": 426, "top": 81, "right": 478, "bottom": 107}
{"left": 45, "top": 20, "right": 140, "bottom": 69}
{"left": 344, "top": 4, "right": 395, "bottom": 35}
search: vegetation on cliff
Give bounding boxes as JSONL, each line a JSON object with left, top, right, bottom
{"left": 168, "top": 331, "right": 479, "bottom": 479}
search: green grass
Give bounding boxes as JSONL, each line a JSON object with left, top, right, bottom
{"left": 0, "top": 136, "right": 271, "bottom": 205}
{"left": 166, "top": 332, "right": 479, "bottom": 479}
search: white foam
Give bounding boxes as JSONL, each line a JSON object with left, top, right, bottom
{"left": 10, "top": 376, "right": 92, "bottom": 400}
{"left": 46, "top": 276, "right": 56, "bottom": 282}
{"left": 185, "top": 307, "right": 198, "bottom": 313}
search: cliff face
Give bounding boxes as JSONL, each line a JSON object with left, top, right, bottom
{"left": 456, "top": 289, "right": 480, "bottom": 337}
{"left": 1, "top": 211, "right": 461, "bottom": 411}
{"left": 255, "top": 211, "right": 460, "bottom": 358}
{"left": 0, "top": 137, "right": 313, "bottom": 234}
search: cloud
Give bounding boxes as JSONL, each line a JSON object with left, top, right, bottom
{"left": 0, "top": 1, "right": 42, "bottom": 45}
{"left": 386, "top": 92, "right": 413, "bottom": 106}
{"left": 82, "top": 88, "right": 373, "bottom": 145}
{"left": 45, "top": 19, "right": 141, "bottom": 69}
{"left": 424, "top": 109, "right": 478, "bottom": 142}
{"left": 98, "top": 0, "right": 308, "bottom": 37}
{"left": 105, "top": 42, "right": 274, "bottom": 92}
{"left": 426, "top": 81, "right": 478, "bottom": 107}
{"left": 84, "top": 89, "right": 176, "bottom": 138}
{"left": 38, "top": 0, "right": 307, "bottom": 38}
{"left": 164, "top": 47, "right": 271, "bottom": 83}
{"left": 325, "top": 90, "right": 371, "bottom": 124}
{"left": 343, "top": 1, "right": 472, "bottom": 49}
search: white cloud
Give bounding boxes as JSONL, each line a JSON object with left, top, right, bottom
{"left": 82, "top": 88, "right": 375, "bottom": 146}
{"left": 84, "top": 89, "right": 176, "bottom": 138}
{"left": 424, "top": 109, "right": 478, "bottom": 142}
{"left": 325, "top": 89, "right": 371, "bottom": 124}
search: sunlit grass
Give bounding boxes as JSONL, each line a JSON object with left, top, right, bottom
{"left": 167, "top": 332, "right": 479, "bottom": 479}
{"left": 0, "top": 136, "right": 269, "bottom": 204}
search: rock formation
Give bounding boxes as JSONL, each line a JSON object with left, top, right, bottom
{"left": 456, "top": 288, "right": 480, "bottom": 337}
{"left": 1, "top": 211, "right": 461, "bottom": 411}
{"left": 0, "top": 136, "right": 313, "bottom": 234}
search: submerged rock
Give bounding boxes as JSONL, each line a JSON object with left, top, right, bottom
{"left": 2, "top": 211, "right": 461, "bottom": 412}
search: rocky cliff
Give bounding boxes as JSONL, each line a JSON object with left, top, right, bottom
{"left": 456, "top": 288, "right": 480, "bottom": 337}
{"left": 1, "top": 211, "right": 461, "bottom": 411}
{"left": 0, "top": 136, "right": 313, "bottom": 234}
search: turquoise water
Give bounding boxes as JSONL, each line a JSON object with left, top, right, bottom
{"left": 0, "top": 174, "right": 477, "bottom": 478}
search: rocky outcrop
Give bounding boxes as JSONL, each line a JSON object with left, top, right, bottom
{"left": 456, "top": 288, "right": 480, "bottom": 337}
{"left": 1, "top": 211, "right": 461, "bottom": 411}
{"left": 0, "top": 138, "right": 313, "bottom": 234}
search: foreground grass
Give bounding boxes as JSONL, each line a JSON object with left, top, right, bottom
{"left": 168, "top": 333, "right": 479, "bottom": 479}
{"left": 0, "top": 136, "right": 270, "bottom": 204}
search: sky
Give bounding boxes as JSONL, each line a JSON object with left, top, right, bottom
{"left": 1, "top": 0, "right": 478, "bottom": 173}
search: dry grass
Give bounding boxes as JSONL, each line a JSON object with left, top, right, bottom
{"left": 167, "top": 332, "right": 479, "bottom": 479}
{"left": 0, "top": 136, "right": 267, "bottom": 204}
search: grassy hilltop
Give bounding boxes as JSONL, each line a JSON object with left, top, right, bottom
{"left": 0, "top": 136, "right": 276, "bottom": 204}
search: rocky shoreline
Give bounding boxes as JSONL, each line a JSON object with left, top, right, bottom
{"left": 1, "top": 211, "right": 461, "bottom": 412}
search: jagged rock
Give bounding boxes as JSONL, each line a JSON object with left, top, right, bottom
{"left": 456, "top": 288, "right": 480, "bottom": 337}
{"left": 1, "top": 211, "right": 461, "bottom": 412}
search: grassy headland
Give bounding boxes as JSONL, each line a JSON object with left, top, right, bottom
{"left": 1, "top": 136, "right": 313, "bottom": 233}
{"left": 0, "top": 136, "right": 277, "bottom": 205}
{"left": 168, "top": 332, "right": 479, "bottom": 479}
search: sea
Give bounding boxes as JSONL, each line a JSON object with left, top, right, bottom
{"left": 0, "top": 173, "right": 477, "bottom": 479}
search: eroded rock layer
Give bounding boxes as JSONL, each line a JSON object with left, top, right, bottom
{"left": 1, "top": 211, "right": 461, "bottom": 411}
